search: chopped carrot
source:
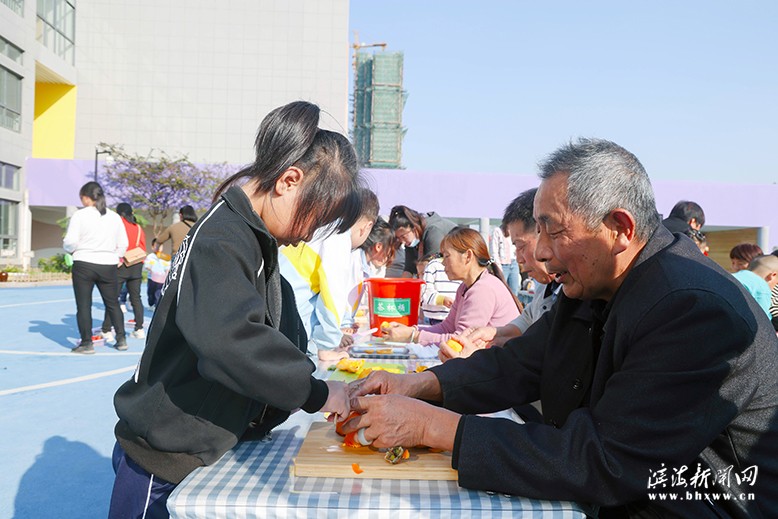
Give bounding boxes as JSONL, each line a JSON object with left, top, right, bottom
{"left": 352, "top": 463, "right": 364, "bottom": 474}
{"left": 335, "top": 411, "right": 361, "bottom": 436}
{"left": 343, "top": 431, "right": 362, "bottom": 448}
{"left": 402, "top": 449, "right": 410, "bottom": 459}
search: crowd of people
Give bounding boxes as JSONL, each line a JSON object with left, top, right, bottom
{"left": 63, "top": 193, "right": 193, "bottom": 352}
{"left": 59, "top": 101, "right": 778, "bottom": 517}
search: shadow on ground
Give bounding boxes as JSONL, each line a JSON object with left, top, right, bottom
{"left": 27, "top": 301, "right": 118, "bottom": 349}
{"left": 13, "top": 436, "right": 113, "bottom": 519}
{"left": 28, "top": 316, "right": 80, "bottom": 349}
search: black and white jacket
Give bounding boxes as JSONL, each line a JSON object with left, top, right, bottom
{"left": 114, "top": 186, "right": 326, "bottom": 484}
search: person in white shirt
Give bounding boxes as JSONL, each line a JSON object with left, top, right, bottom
{"left": 419, "top": 253, "right": 461, "bottom": 324}
{"left": 63, "top": 182, "right": 129, "bottom": 353}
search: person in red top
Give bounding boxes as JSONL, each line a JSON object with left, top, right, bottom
{"left": 103, "top": 203, "right": 147, "bottom": 340}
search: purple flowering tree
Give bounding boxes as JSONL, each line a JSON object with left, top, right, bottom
{"left": 96, "top": 143, "right": 232, "bottom": 235}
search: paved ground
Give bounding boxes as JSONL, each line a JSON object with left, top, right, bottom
{"left": 0, "top": 284, "right": 150, "bottom": 519}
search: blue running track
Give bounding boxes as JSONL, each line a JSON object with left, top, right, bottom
{"left": 0, "top": 284, "right": 151, "bottom": 519}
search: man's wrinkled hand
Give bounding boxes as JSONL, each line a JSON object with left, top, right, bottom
{"left": 343, "top": 394, "right": 427, "bottom": 448}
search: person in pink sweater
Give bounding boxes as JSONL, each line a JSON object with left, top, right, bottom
{"left": 383, "top": 227, "right": 521, "bottom": 346}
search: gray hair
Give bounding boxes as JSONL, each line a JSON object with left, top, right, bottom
{"left": 538, "top": 138, "right": 660, "bottom": 242}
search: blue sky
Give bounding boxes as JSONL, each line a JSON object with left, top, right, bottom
{"left": 349, "top": 1, "right": 777, "bottom": 184}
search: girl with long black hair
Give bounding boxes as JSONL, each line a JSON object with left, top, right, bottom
{"left": 388, "top": 205, "right": 456, "bottom": 277}
{"left": 109, "top": 101, "right": 363, "bottom": 518}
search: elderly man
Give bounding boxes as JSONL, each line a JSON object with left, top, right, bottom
{"left": 346, "top": 139, "right": 778, "bottom": 517}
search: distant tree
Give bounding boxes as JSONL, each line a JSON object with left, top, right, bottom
{"left": 96, "top": 144, "right": 230, "bottom": 235}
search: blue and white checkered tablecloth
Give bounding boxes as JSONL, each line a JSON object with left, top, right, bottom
{"left": 168, "top": 422, "right": 588, "bottom": 519}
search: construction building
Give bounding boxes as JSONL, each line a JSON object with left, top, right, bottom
{"left": 352, "top": 49, "right": 405, "bottom": 169}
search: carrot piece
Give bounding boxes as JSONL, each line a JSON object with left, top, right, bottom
{"left": 352, "top": 463, "right": 364, "bottom": 474}
{"left": 343, "top": 431, "right": 362, "bottom": 448}
{"left": 402, "top": 449, "right": 410, "bottom": 459}
{"left": 335, "top": 411, "right": 361, "bottom": 436}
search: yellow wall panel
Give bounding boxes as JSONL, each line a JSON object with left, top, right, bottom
{"left": 33, "top": 83, "right": 77, "bottom": 159}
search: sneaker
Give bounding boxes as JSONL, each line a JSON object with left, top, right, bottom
{"left": 101, "top": 331, "right": 115, "bottom": 343}
{"left": 115, "top": 338, "right": 128, "bottom": 351}
{"left": 72, "top": 342, "right": 95, "bottom": 355}
{"left": 130, "top": 329, "right": 145, "bottom": 340}
{"left": 120, "top": 304, "right": 127, "bottom": 313}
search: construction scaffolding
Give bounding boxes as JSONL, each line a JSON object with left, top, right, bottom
{"left": 353, "top": 50, "right": 406, "bottom": 169}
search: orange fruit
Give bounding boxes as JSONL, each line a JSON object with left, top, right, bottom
{"left": 446, "top": 338, "right": 463, "bottom": 352}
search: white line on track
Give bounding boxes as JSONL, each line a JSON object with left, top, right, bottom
{"left": 0, "top": 366, "right": 136, "bottom": 396}
{"left": 0, "top": 298, "right": 73, "bottom": 309}
{"left": 0, "top": 349, "right": 141, "bottom": 356}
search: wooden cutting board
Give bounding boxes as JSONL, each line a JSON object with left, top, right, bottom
{"left": 294, "top": 421, "right": 458, "bottom": 480}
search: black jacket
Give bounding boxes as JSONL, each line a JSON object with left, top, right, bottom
{"left": 662, "top": 215, "right": 691, "bottom": 234}
{"left": 431, "top": 225, "right": 778, "bottom": 518}
{"left": 113, "top": 186, "right": 327, "bottom": 484}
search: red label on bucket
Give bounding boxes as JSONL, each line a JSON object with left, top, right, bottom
{"left": 373, "top": 297, "right": 412, "bottom": 317}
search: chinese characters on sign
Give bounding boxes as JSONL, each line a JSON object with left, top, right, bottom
{"left": 373, "top": 298, "right": 411, "bottom": 317}
{"left": 648, "top": 463, "right": 758, "bottom": 490}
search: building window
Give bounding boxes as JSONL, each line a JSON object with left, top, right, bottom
{"left": 0, "top": 66, "right": 22, "bottom": 132}
{"left": 0, "top": 199, "right": 18, "bottom": 257}
{"left": 0, "top": 36, "right": 24, "bottom": 64}
{"left": 36, "top": 0, "right": 75, "bottom": 65}
{"left": 1, "top": 0, "right": 24, "bottom": 17}
{"left": 0, "top": 162, "right": 20, "bottom": 190}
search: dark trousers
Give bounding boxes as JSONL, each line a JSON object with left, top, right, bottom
{"left": 109, "top": 443, "right": 176, "bottom": 519}
{"left": 104, "top": 263, "right": 144, "bottom": 331}
{"left": 147, "top": 279, "right": 164, "bottom": 308}
{"left": 71, "top": 261, "right": 126, "bottom": 343}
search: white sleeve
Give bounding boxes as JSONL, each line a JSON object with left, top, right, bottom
{"left": 63, "top": 210, "right": 81, "bottom": 253}
{"left": 489, "top": 228, "right": 500, "bottom": 260}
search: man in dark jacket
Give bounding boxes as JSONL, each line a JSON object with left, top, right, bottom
{"left": 347, "top": 139, "right": 778, "bottom": 518}
{"left": 662, "top": 200, "right": 705, "bottom": 234}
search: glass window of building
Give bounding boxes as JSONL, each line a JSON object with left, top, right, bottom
{"left": 0, "top": 162, "right": 20, "bottom": 190}
{"left": 0, "top": 36, "right": 24, "bottom": 64}
{"left": 0, "top": 66, "right": 23, "bottom": 132}
{"left": 1, "top": 0, "right": 25, "bottom": 17}
{"left": 36, "top": 0, "right": 75, "bottom": 65}
{"left": 0, "top": 199, "right": 18, "bottom": 258}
